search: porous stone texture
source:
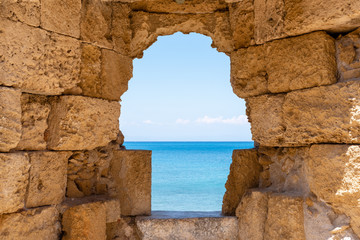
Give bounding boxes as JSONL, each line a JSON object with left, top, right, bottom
{"left": 136, "top": 212, "right": 238, "bottom": 240}
{"left": 0, "top": 0, "right": 41, "bottom": 27}
{"left": 41, "top": 0, "right": 82, "bottom": 38}
{"left": 0, "top": 87, "right": 21, "bottom": 152}
{"left": 222, "top": 149, "right": 261, "bottom": 215}
{"left": 130, "top": 11, "right": 233, "bottom": 58}
{"left": 0, "top": 153, "right": 29, "bottom": 214}
{"left": 62, "top": 202, "right": 107, "bottom": 240}
{"left": 0, "top": 20, "right": 81, "bottom": 95}
{"left": 106, "top": 217, "right": 141, "bottom": 240}
{"left": 16, "top": 94, "right": 51, "bottom": 150}
{"left": 46, "top": 95, "right": 120, "bottom": 150}
{"left": 231, "top": 31, "right": 336, "bottom": 98}
{"left": 110, "top": 150, "right": 152, "bottom": 216}
{"left": 25, "top": 151, "right": 71, "bottom": 208}
{"left": 254, "top": 0, "right": 360, "bottom": 44}
{"left": 0, "top": 207, "right": 60, "bottom": 239}
{"left": 80, "top": 44, "right": 133, "bottom": 101}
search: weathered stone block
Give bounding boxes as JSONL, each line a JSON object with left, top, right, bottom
{"left": 254, "top": 0, "right": 360, "bottom": 44}
{"left": 41, "top": 0, "right": 82, "bottom": 38}
{"left": 231, "top": 31, "right": 336, "bottom": 98}
{"left": 0, "top": 0, "right": 40, "bottom": 26}
{"left": 107, "top": 217, "right": 140, "bottom": 240}
{"left": 16, "top": 94, "right": 51, "bottom": 150}
{"left": 25, "top": 151, "right": 71, "bottom": 208}
{"left": 110, "top": 150, "right": 151, "bottom": 216}
{"left": 62, "top": 202, "right": 107, "bottom": 240}
{"left": 0, "top": 87, "right": 21, "bottom": 152}
{"left": 111, "top": 3, "right": 132, "bottom": 55}
{"left": 222, "top": 149, "right": 261, "bottom": 215}
{"left": 0, "top": 207, "right": 60, "bottom": 239}
{"left": 0, "top": 153, "right": 29, "bottom": 214}
{"left": 0, "top": 20, "right": 81, "bottom": 95}
{"left": 47, "top": 95, "right": 120, "bottom": 150}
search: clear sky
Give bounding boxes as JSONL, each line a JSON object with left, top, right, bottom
{"left": 120, "top": 32, "right": 252, "bottom": 141}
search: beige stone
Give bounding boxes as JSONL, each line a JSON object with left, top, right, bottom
{"left": 0, "top": 153, "right": 29, "bottom": 214}
{"left": 0, "top": 0, "right": 40, "bottom": 26}
{"left": 136, "top": 212, "right": 238, "bottom": 240}
{"left": 264, "top": 194, "right": 305, "bottom": 240}
{"left": 107, "top": 217, "right": 140, "bottom": 240}
{"left": 0, "top": 20, "right": 81, "bottom": 95}
{"left": 110, "top": 150, "right": 151, "bottom": 216}
{"left": 111, "top": 3, "right": 132, "bottom": 55}
{"left": 47, "top": 95, "right": 120, "bottom": 150}
{"left": 0, "top": 207, "right": 60, "bottom": 239}
{"left": 222, "top": 149, "right": 261, "bottom": 215}
{"left": 231, "top": 31, "right": 336, "bottom": 98}
{"left": 0, "top": 87, "right": 21, "bottom": 152}
{"left": 25, "top": 151, "right": 71, "bottom": 208}
{"left": 130, "top": 11, "right": 233, "bottom": 58}
{"left": 236, "top": 190, "right": 269, "bottom": 240}
{"left": 16, "top": 94, "right": 51, "bottom": 150}
{"left": 62, "top": 202, "right": 107, "bottom": 240}
{"left": 41, "top": 0, "right": 82, "bottom": 38}
{"left": 254, "top": 0, "right": 360, "bottom": 44}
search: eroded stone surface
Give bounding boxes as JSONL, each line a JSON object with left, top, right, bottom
{"left": 107, "top": 217, "right": 140, "bottom": 240}
{"left": 0, "top": 87, "right": 21, "bottom": 152}
{"left": 25, "top": 151, "right": 71, "bottom": 208}
{"left": 0, "top": 0, "right": 40, "bottom": 26}
{"left": 47, "top": 95, "right": 120, "bottom": 150}
{"left": 0, "top": 207, "right": 60, "bottom": 239}
{"left": 222, "top": 149, "right": 261, "bottom": 215}
{"left": 231, "top": 31, "right": 336, "bottom": 98}
{"left": 110, "top": 150, "right": 151, "bottom": 216}
{"left": 0, "top": 153, "right": 29, "bottom": 214}
{"left": 0, "top": 20, "right": 81, "bottom": 95}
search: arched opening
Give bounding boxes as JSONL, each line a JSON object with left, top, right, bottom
{"left": 120, "top": 32, "right": 253, "bottom": 212}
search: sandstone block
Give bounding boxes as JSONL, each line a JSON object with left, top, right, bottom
{"left": 235, "top": 190, "right": 269, "bottom": 240}
{"left": 0, "top": 87, "right": 21, "bottom": 152}
{"left": 62, "top": 202, "right": 107, "bottom": 240}
{"left": 231, "top": 31, "right": 336, "bottom": 98}
{"left": 110, "top": 150, "right": 151, "bottom": 216}
{"left": 0, "top": 0, "right": 40, "bottom": 26}
{"left": 111, "top": 3, "right": 132, "bottom": 55}
{"left": 47, "top": 96, "right": 120, "bottom": 150}
{"left": 0, "top": 20, "right": 81, "bottom": 95}
{"left": 222, "top": 149, "right": 261, "bottom": 215}
{"left": 16, "top": 94, "right": 51, "bottom": 150}
{"left": 0, "top": 207, "right": 60, "bottom": 239}
{"left": 25, "top": 151, "right": 71, "bottom": 208}
{"left": 41, "top": 0, "right": 81, "bottom": 38}
{"left": 107, "top": 217, "right": 140, "bottom": 240}
{"left": 0, "top": 153, "right": 29, "bottom": 214}
{"left": 254, "top": 0, "right": 360, "bottom": 44}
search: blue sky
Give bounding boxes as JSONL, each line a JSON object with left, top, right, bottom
{"left": 120, "top": 32, "right": 252, "bottom": 141}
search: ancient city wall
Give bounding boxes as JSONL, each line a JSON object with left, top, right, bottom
{"left": 0, "top": 0, "right": 360, "bottom": 239}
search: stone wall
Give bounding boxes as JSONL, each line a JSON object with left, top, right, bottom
{"left": 1, "top": 0, "right": 360, "bottom": 239}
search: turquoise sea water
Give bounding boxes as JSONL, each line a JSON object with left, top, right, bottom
{"left": 124, "top": 141, "right": 254, "bottom": 211}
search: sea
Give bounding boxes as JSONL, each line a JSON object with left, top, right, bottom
{"left": 124, "top": 141, "right": 254, "bottom": 211}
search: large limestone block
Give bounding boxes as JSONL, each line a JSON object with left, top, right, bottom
{"left": 62, "top": 202, "right": 107, "bottom": 240}
{"left": 130, "top": 11, "right": 233, "bottom": 58}
{"left": 106, "top": 217, "right": 141, "bottom": 240}
{"left": 112, "top": 3, "right": 132, "bottom": 55}
{"left": 47, "top": 96, "right": 120, "bottom": 150}
{"left": 231, "top": 31, "right": 336, "bottom": 98}
{"left": 41, "top": 0, "right": 81, "bottom": 38}
{"left": 0, "top": 87, "right": 21, "bottom": 152}
{"left": 16, "top": 94, "right": 51, "bottom": 150}
{"left": 254, "top": 0, "right": 360, "bottom": 44}
{"left": 80, "top": 44, "right": 133, "bottom": 101}
{"left": 0, "top": 153, "right": 29, "bottom": 214}
{"left": 0, "top": 0, "right": 40, "bottom": 26}
{"left": 236, "top": 190, "right": 269, "bottom": 240}
{"left": 264, "top": 194, "right": 305, "bottom": 240}
{"left": 0, "top": 207, "right": 60, "bottom": 239}
{"left": 136, "top": 212, "right": 238, "bottom": 240}
{"left": 0, "top": 20, "right": 81, "bottom": 95}
{"left": 110, "top": 150, "right": 151, "bottom": 216}
{"left": 25, "top": 151, "right": 71, "bottom": 208}
{"left": 222, "top": 149, "right": 261, "bottom": 215}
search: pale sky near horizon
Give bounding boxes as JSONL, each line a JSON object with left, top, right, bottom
{"left": 119, "top": 32, "right": 252, "bottom": 141}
